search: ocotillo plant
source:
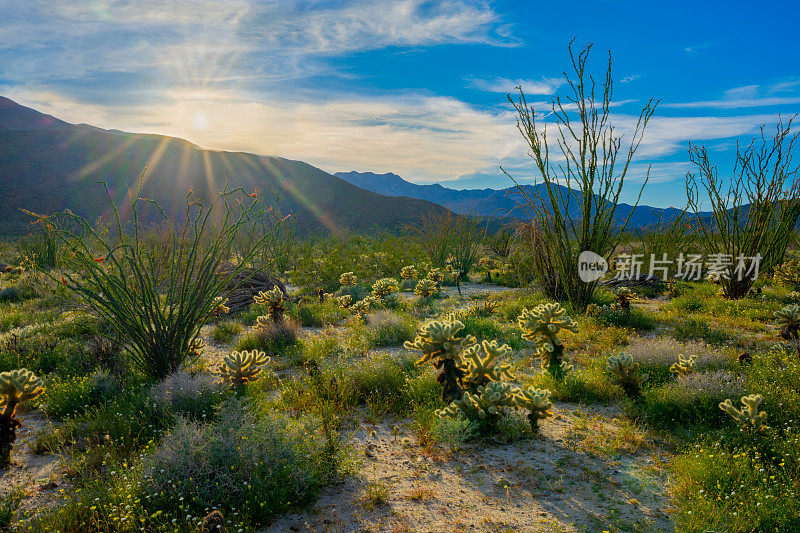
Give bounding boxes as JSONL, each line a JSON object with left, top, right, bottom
{"left": 518, "top": 302, "right": 578, "bottom": 378}
{"left": 254, "top": 286, "right": 285, "bottom": 323}
{"left": 1, "top": 368, "right": 44, "bottom": 467}
{"left": 404, "top": 319, "right": 476, "bottom": 402}
{"left": 669, "top": 354, "right": 697, "bottom": 375}
{"left": 719, "top": 394, "right": 767, "bottom": 433}
{"left": 514, "top": 386, "right": 553, "bottom": 432}
{"left": 606, "top": 352, "right": 648, "bottom": 399}
{"left": 776, "top": 305, "right": 800, "bottom": 355}
{"left": 220, "top": 350, "right": 271, "bottom": 386}
{"left": 459, "top": 340, "right": 516, "bottom": 392}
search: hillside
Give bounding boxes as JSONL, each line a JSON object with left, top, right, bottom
{"left": 0, "top": 97, "right": 446, "bottom": 237}
{"left": 335, "top": 170, "right": 689, "bottom": 227}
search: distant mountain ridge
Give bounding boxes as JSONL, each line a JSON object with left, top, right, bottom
{"left": 335, "top": 170, "right": 689, "bottom": 228}
{"left": 0, "top": 97, "right": 447, "bottom": 237}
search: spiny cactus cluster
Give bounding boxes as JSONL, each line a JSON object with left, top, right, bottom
{"left": 606, "top": 352, "right": 648, "bottom": 399}
{"left": 437, "top": 381, "right": 516, "bottom": 425}
{"left": 669, "top": 354, "right": 697, "bottom": 375}
{"left": 514, "top": 386, "right": 553, "bottom": 432}
{"left": 372, "top": 278, "right": 399, "bottom": 299}
{"left": 776, "top": 305, "right": 800, "bottom": 354}
{"left": 774, "top": 260, "right": 800, "bottom": 291}
{"left": 414, "top": 278, "right": 439, "bottom": 298}
{"left": 404, "top": 319, "right": 475, "bottom": 401}
{"left": 518, "top": 302, "right": 578, "bottom": 378}
{"left": 339, "top": 272, "right": 357, "bottom": 286}
{"left": 615, "top": 287, "right": 635, "bottom": 313}
{"left": 337, "top": 295, "right": 353, "bottom": 308}
{"left": 254, "top": 286, "right": 285, "bottom": 323}
{"left": 400, "top": 265, "right": 418, "bottom": 280}
{"left": 350, "top": 296, "right": 376, "bottom": 320}
{"left": 427, "top": 268, "right": 445, "bottom": 285}
{"left": 719, "top": 394, "right": 767, "bottom": 433}
{"left": 459, "top": 340, "right": 515, "bottom": 391}
{"left": 220, "top": 350, "right": 271, "bottom": 386}
{"left": 210, "top": 296, "right": 230, "bottom": 320}
{"left": 1, "top": 368, "right": 44, "bottom": 467}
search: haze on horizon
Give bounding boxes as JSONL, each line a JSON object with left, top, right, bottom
{"left": 1, "top": 0, "right": 799, "bottom": 208}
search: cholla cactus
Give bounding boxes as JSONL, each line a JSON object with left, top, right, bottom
{"left": 517, "top": 303, "right": 578, "bottom": 378}
{"left": 459, "top": 340, "right": 515, "bottom": 391}
{"left": 372, "top": 278, "right": 399, "bottom": 299}
{"left": 719, "top": 394, "right": 767, "bottom": 433}
{"left": 427, "top": 268, "right": 445, "bottom": 285}
{"left": 350, "top": 297, "right": 375, "bottom": 320}
{"left": 209, "top": 296, "right": 230, "bottom": 321}
{"left": 787, "top": 291, "right": 800, "bottom": 303}
{"left": 400, "top": 265, "right": 418, "bottom": 280}
{"left": 437, "top": 381, "right": 516, "bottom": 430}
{"left": 666, "top": 280, "right": 680, "bottom": 299}
{"left": 404, "top": 319, "right": 476, "bottom": 401}
{"left": 472, "top": 301, "right": 499, "bottom": 318}
{"left": 339, "top": 272, "right": 357, "bottom": 286}
{"left": 774, "top": 260, "right": 800, "bottom": 291}
{"left": 220, "top": 350, "right": 271, "bottom": 386}
{"left": 254, "top": 286, "right": 285, "bottom": 323}
{"left": 514, "top": 386, "right": 553, "bottom": 432}
{"left": 606, "top": 352, "right": 648, "bottom": 399}
{"left": 414, "top": 278, "right": 439, "bottom": 298}
{"left": 337, "top": 295, "right": 353, "bottom": 309}
{"left": 1, "top": 368, "right": 44, "bottom": 467}
{"left": 478, "top": 257, "right": 496, "bottom": 282}
{"left": 776, "top": 305, "right": 800, "bottom": 354}
{"left": 669, "top": 354, "right": 697, "bottom": 375}
{"left": 615, "top": 287, "right": 635, "bottom": 313}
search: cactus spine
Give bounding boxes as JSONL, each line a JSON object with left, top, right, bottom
{"left": 0, "top": 368, "right": 44, "bottom": 467}
{"left": 404, "top": 319, "right": 476, "bottom": 402}
{"left": 517, "top": 302, "right": 578, "bottom": 378}
{"left": 220, "top": 350, "right": 271, "bottom": 386}
{"left": 514, "top": 386, "right": 553, "bottom": 432}
{"left": 254, "top": 286, "right": 285, "bottom": 323}
{"left": 719, "top": 394, "right": 767, "bottom": 433}
{"left": 606, "top": 352, "right": 648, "bottom": 399}
{"left": 459, "top": 340, "right": 516, "bottom": 391}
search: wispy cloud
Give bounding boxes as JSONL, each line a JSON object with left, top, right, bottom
{"left": 620, "top": 74, "right": 641, "bottom": 84}
{"left": 663, "top": 82, "right": 800, "bottom": 109}
{"left": 683, "top": 42, "right": 713, "bottom": 54}
{"left": 468, "top": 76, "right": 564, "bottom": 94}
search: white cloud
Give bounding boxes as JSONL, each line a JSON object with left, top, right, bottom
{"left": 469, "top": 76, "right": 564, "bottom": 94}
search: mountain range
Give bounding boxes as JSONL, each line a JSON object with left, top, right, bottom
{"left": 0, "top": 97, "right": 446, "bottom": 237}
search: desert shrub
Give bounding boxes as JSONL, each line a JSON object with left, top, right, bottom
{"left": 637, "top": 370, "right": 746, "bottom": 430}
{"left": 211, "top": 320, "right": 242, "bottom": 344}
{"left": 139, "top": 400, "right": 331, "bottom": 528}
{"left": 624, "top": 337, "right": 733, "bottom": 385}
{"left": 335, "top": 283, "right": 369, "bottom": 302}
{"left": 459, "top": 316, "right": 525, "bottom": 350}
{"left": 671, "top": 317, "right": 729, "bottom": 345}
{"left": 38, "top": 372, "right": 119, "bottom": 419}
{"left": 364, "top": 310, "right": 416, "bottom": 347}
{"left": 591, "top": 306, "right": 656, "bottom": 331}
{"left": 529, "top": 364, "right": 622, "bottom": 404}
{"left": 235, "top": 319, "right": 300, "bottom": 356}
{"left": 289, "top": 300, "right": 349, "bottom": 327}
{"left": 41, "top": 187, "right": 278, "bottom": 380}
{"left": 149, "top": 371, "right": 227, "bottom": 420}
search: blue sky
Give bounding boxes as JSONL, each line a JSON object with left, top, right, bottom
{"left": 1, "top": 0, "right": 799, "bottom": 208}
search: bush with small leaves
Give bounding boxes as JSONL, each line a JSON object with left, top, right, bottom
{"left": 254, "top": 286, "right": 285, "bottom": 323}
{"left": 719, "top": 394, "right": 767, "bottom": 433}
{"left": 400, "top": 265, "right": 418, "bottom": 280}
{"left": 513, "top": 386, "right": 552, "bottom": 432}
{"left": 776, "top": 304, "right": 800, "bottom": 354}
{"left": 1, "top": 368, "right": 44, "bottom": 467}
{"left": 404, "top": 319, "right": 476, "bottom": 402}
{"left": 339, "top": 272, "right": 358, "bottom": 287}
{"left": 372, "top": 278, "right": 399, "bottom": 299}
{"left": 669, "top": 354, "right": 697, "bottom": 375}
{"left": 220, "top": 350, "right": 271, "bottom": 386}
{"left": 459, "top": 340, "right": 515, "bottom": 391}
{"left": 437, "top": 381, "right": 516, "bottom": 432}
{"left": 337, "top": 295, "right": 353, "bottom": 309}
{"left": 414, "top": 278, "right": 439, "bottom": 298}
{"left": 606, "top": 352, "right": 648, "bottom": 399}
{"left": 517, "top": 302, "right": 578, "bottom": 378}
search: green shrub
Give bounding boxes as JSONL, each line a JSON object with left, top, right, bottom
{"left": 289, "top": 300, "right": 349, "bottom": 327}
{"left": 38, "top": 372, "right": 119, "bottom": 419}
{"left": 364, "top": 310, "right": 416, "bottom": 347}
{"left": 235, "top": 320, "right": 300, "bottom": 356}
{"left": 211, "top": 320, "right": 242, "bottom": 344}
{"left": 592, "top": 307, "right": 656, "bottom": 331}
{"left": 671, "top": 318, "right": 729, "bottom": 345}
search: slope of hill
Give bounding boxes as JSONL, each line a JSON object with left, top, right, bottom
{"left": 0, "top": 97, "right": 445, "bottom": 237}
{"left": 334, "top": 171, "right": 688, "bottom": 227}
